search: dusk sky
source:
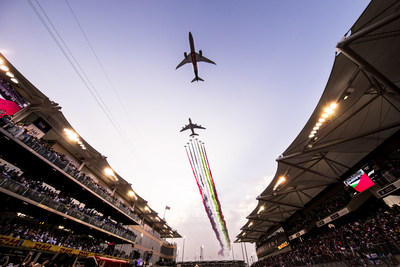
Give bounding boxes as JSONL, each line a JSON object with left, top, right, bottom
{"left": 1, "top": 0, "right": 369, "bottom": 262}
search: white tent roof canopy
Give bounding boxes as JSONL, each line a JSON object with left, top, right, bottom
{"left": 237, "top": 0, "right": 400, "bottom": 243}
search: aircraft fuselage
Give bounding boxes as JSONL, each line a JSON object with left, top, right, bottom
{"left": 189, "top": 32, "right": 199, "bottom": 79}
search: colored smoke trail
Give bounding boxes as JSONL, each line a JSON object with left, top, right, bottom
{"left": 185, "top": 138, "right": 231, "bottom": 255}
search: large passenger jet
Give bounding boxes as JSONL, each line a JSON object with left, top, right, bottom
{"left": 176, "top": 32, "right": 216, "bottom": 82}
{"left": 180, "top": 118, "right": 206, "bottom": 137}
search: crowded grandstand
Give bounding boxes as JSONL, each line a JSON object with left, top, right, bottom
{"left": 0, "top": 54, "right": 180, "bottom": 265}
{"left": 237, "top": 1, "right": 400, "bottom": 266}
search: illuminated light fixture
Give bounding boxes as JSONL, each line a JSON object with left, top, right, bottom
{"left": 257, "top": 205, "right": 265, "bottom": 214}
{"left": 0, "top": 65, "right": 9, "bottom": 72}
{"left": 64, "top": 128, "right": 79, "bottom": 142}
{"left": 144, "top": 206, "right": 151, "bottom": 213}
{"left": 242, "top": 232, "right": 246, "bottom": 236}
{"left": 324, "top": 107, "right": 334, "bottom": 115}
{"left": 128, "top": 190, "right": 138, "bottom": 200}
{"left": 0, "top": 58, "right": 4, "bottom": 64}
{"left": 5, "top": 72, "right": 14, "bottom": 78}
{"left": 104, "top": 167, "right": 115, "bottom": 178}
{"left": 248, "top": 222, "right": 253, "bottom": 227}
{"left": 316, "top": 122, "right": 322, "bottom": 127}
{"left": 58, "top": 225, "right": 65, "bottom": 229}
{"left": 155, "top": 217, "right": 160, "bottom": 222}
{"left": 273, "top": 175, "right": 286, "bottom": 191}
{"left": 343, "top": 95, "right": 349, "bottom": 100}
{"left": 330, "top": 102, "right": 337, "bottom": 109}
{"left": 313, "top": 126, "right": 319, "bottom": 131}
{"left": 311, "top": 130, "right": 316, "bottom": 134}
{"left": 322, "top": 113, "right": 328, "bottom": 118}
{"left": 103, "top": 168, "right": 117, "bottom": 181}
{"left": 10, "top": 78, "right": 18, "bottom": 84}
{"left": 309, "top": 134, "right": 315, "bottom": 138}
{"left": 318, "top": 118, "right": 325, "bottom": 123}
{"left": 163, "top": 225, "right": 168, "bottom": 229}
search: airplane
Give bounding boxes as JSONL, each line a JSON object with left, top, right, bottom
{"left": 176, "top": 32, "right": 216, "bottom": 82}
{"left": 180, "top": 118, "right": 206, "bottom": 137}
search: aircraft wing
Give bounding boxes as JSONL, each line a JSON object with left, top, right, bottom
{"left": 192, "top": 124, "right": 206, "bottom": 130}
{"left": 196, "top": 53, "right": 216, "bottom": 65}
{"left": 180, "top": 125, "right": 190, "bottom": 132}
{"left": 176, "top": 55, "right": 192, "bottom": 69}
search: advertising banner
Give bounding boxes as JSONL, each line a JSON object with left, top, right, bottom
{"left": 0, "top": 99, "right": 21, "bottom": 118}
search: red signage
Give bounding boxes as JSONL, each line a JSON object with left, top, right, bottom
{"left": 0, "top": 99, "right": 21, "bottom": 118}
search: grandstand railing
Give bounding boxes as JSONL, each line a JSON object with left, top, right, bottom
{"left": 0, "top": 175, "right": 136, "bottom": 243}
{"left": 0, "top": 126, "right": 140, "bottom": 225}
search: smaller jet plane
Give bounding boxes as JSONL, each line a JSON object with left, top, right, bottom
{"left": 180, "top": 118, "right": 206, "bottom": 137}
{"left": 176, "top": 32, "right": 216, "bottom": 82}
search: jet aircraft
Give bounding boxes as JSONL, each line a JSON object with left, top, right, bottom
{"left": 176, "top": 32, "right": 216, "bottom": 82}
{"left": 180, "top": 118, "right": 206, "bottom": 137}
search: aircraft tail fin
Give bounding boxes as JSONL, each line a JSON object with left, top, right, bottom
{"left": 191, "top": 76, "right": 204, "bottom": 82}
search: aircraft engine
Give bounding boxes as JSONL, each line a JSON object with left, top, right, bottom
{"left": 184, "top": 52, "right": 187, "bottom": 58}
{"left": 199, "top": 50, "right": 202, "bottom": 56}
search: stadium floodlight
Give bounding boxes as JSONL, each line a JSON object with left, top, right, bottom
{"left": 311, "top": 130, "right": 317, "bottom": 134}
{"left": 10, "top": 78, "right": 18, "bottom": 84}
{"left": 104, "top": 167, "right": 115, "bottom": 177}
{"left": 330, "top": 102, "right": 337, "bottom": 109}
{"left": 242, "top": 232, "right": 246, "bottom": 236}
{"left": 0, "top": 65, "right": 9, "bottom": 72}
{"left": 316, "top": 122, "right": 322, "bottom": 127}
{"left": 318, "top": 118, "right": 325, "bottom": 123}
{"left": 64, "top": 128, "right": 79, "bottom": 142}
{"left": 257, "top": 205, "right": 265, "bottom": 214}
{"left": 128, "top": 190, "right": 138, "bottom": 200}
{"left": 313, "top": 126, "right": 319, "bottom": 130}
{"left": 5, "top": 71, "right": 14, "bottom": 77}
{"left": 248, "top": 222, "right": 253, "bottom": 227}
{"left": 324, "top": 107, "right": 334, "bottom": 115}
{"left": 309, "top": 134, "right": 315, "bottom": 138}
{"left": 322, "top": 113, "right": 328, "bottom": 118}
{"left": 273, "top": 176, "right": 286, "bottom": 191}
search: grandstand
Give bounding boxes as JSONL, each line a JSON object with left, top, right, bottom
{"left": 237, "top": 1, "right": 400, "bottom": 266}
{"left": 0, "top": 54, "right": 180, "bottom": 265}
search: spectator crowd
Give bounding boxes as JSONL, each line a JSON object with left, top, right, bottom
{"left": 252, "top": 201, "right": 400, "bottom": 266}
{"left": 0, "top": 163, "right": 137, "bottom": 242}
{"left": 0, "top": 115, "right": 139, "bottom": 223}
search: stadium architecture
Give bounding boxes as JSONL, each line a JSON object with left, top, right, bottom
{"left": 237, "top": 1, "right": 400, "bottom": 266}
{"left": 0, "top": 58, "right": 180, "bottom": 264}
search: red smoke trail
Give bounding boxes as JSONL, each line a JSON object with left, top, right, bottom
{"left": 202, "top": 143, "right": 231, "bottom": 246}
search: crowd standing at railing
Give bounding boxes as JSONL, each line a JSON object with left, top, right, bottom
{"left": 283, "top": 191, "right": 351, "bottom": 236}
{"left": 0, "top": 115, "right": 139, "bottom": 223}
{"left": 252, "top": 202, "right": 400, "bottom": 266}
{"left": 0, "top": 164, "right": 137, "bottom": 242}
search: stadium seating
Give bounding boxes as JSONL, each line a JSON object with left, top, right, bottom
{"left": 0, "top": 164, "right": 137, "bottom": 242}
{"left": 252, "top": 200, "right": 400, "bottom": 266}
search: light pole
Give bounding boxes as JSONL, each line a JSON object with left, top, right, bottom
{"left": 200, "top": 245, "right": 204, "bottom": 261}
